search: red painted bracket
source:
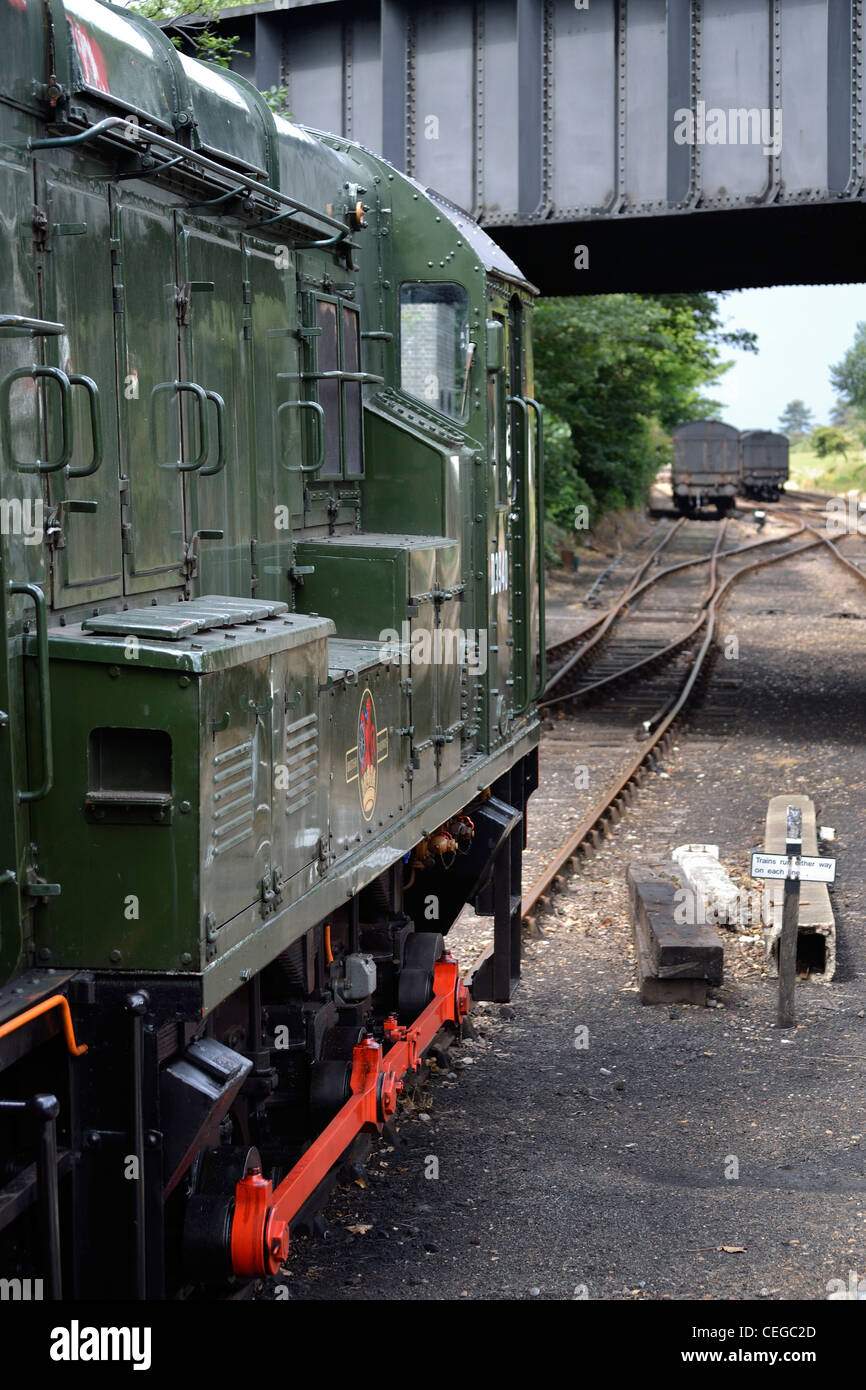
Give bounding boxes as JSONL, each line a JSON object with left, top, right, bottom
{"left": 230, "top": 952, "right": 470, "bottom": 1277}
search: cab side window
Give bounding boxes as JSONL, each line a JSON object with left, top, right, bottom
{"left": 309, "top": 295, "right": 364, "bottom": 478}
{"left": 399, "top": 282, "right": 470, "bottom": 422}
{"left": 316, "top": 299, "right": 341, "bottom": 477}
{"left": 342, "top": 304, "right": 362, "bottom": 477}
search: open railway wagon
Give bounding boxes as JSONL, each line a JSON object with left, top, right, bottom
{"left": 739, "top": 429, "right": 789, "bottom": 502}
{"left": 671, "top": 419, "right": 740, "bottom": 517}
{"left": 0, "top": 0, "right": 543, "bottom": 1299}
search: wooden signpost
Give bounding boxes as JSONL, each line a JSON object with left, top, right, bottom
{"left": 750, "top": 806, "right": 837, "bottom": 1029}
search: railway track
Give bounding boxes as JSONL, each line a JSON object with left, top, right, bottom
{"left": 543, "top": 519, "right": 725, "bottom": 705}
{"left": 544, "top": 518, "right": 716, "bottom": 688}
{"left": 542, "top": 515, "right": 815, "bottom": 705}
{"left": 544, "top": 491, "right": 839, "bottom": 685}
{"left": 520, "top": 509, "right": 864, "bottom": 931}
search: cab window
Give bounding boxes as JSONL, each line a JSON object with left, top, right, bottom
{"left": 400, "top": 282, "right": 470, "bottom": 421}
{"left": 316, "top": 300, "right": 340, "bottom": 477}
{"left": 311, "top": 295, "right": 364, "bottom": 478}
{"left": 342, "top": 304, "right": 363, "bottom": 477}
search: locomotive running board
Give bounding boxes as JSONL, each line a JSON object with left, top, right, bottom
{"left": 229, "top": 954, "right": 470, "bottom": 1278}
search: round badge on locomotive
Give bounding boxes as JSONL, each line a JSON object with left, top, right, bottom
{"left": 345, "top": 687, "right": 389, "bottom": 817}
{"left": 358, "top": 688, "right": 378, "bottom": 820}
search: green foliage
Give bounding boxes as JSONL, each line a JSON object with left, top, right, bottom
{"left": 186, "top": 28, "right": 243, "bottom": 68}
{"left": 128, "top": 0, "right": 246, "bottom": 69}
{"left": 831, "top": 322, "right": 866, "bottom": 413}
{"left": 811, "top": 425, "right": 849, "bottom": 460}
{"left": 830, "top": 398, "right": 860, "bottom": 430}
{"left": 534, "top": 292, "right": 749, "bottom": 527}
{"left": 261, "top": 86, "right": 293, "bottom": 117}
{"left": 778, "top": 399, "right": 814, "bottom": 441}
{"left": 789, "top": 440, "right": 866, "bottom": 494}
{"left": 542, "top": 412, "right": 594, "bottom": 529}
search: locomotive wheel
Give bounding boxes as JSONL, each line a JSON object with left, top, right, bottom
{"left": 183, "top": 1145, "right": 263, "bottom": 1282}
{"left": 310, "top": 1024, "right": 366, "bottom": 1116}
{"left": 397, "top": 931, "right": 444, "bottom": 1023}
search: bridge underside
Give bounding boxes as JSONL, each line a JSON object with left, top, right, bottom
{"left": 496, "top": 201, "right": 866, "bottom": 295}
{"left": 219, "top": 0, "right": 865, "bottom": 295}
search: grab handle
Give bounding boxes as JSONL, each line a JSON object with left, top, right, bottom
{"left": 150, "top": 381, "right": 209, "bottom": 472}
{"left": 0, "top": 366, "right": 72, "bottom": 474}
{"left": 65, "top": 374, "right": 103, "bottom": 479}
{"left": 279, "top": 399, "right": 326, "bottom": 475}
{"left": 199, "top": 390, "right": 226, "bottom": 477}
{"left": 8, "top": 582, "right": 53, "bottom": 802}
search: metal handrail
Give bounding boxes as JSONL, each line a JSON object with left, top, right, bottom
{"left": 298, "top": 371, "right": 385, "bottom": 385}
{"left": 8, "top": 582, "right": 53, "bottom": 802}
{"left": 29, "top": 117, "right": 350, "bottom": 240}
{"left": 506, "top": 394, "right": 528, "bottom": 505}
{"left": 0, "top": 316, "right": 64, "bottom": 338}
{"left": 525, "top": 396, "right": 546, "bottom": 701}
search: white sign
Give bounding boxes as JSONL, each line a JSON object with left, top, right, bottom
{"left": 750, "top": 851, "right": 836, "bottom": 884}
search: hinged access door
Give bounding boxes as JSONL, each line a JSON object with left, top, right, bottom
{"left": 38, "top": 175, "right": 123, "bottom": 608}
{"left": 0, "top": 149, "right": 54, "bottom": 981}
{"left": 200, "top": 661, "right": 272, "bottom": 936}
{"left": 244, "top": 235, "right": 298, "bottom": 598}
{"left": 177, "top": 220, "right": 252, "bottom": 596}
{"left": 113, "top": 198, "right": 187, "bottom": 595}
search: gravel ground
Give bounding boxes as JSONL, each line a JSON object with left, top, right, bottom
{"left": 267, "top": 534, "right": 866, "bottom": 1303}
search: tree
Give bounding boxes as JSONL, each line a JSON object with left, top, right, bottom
{"left": 129, "top": 0, "right": 245, "bottom": 69}
{"left": 831, "top": 323, "right": 866, "bottom": 415}
{"left": 830, "top": 398, "right": 857, "bottom": 429}
{"left": 778, "top": 400, "right": 814, "bottom": 441}
{"left": 534, "top": 292, "right": 753, "bottom": 527}
{"left": 127, "top": 3, "right": 292, "bottom": 109}
{"left": 811, "top": 425, "right": 849, "bottom": 462}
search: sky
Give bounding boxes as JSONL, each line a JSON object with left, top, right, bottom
{"left": 713, "top": 285, "right": 866, "bottom": 432}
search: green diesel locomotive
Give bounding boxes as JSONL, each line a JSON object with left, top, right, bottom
{"left": 0, "top": 0, "right": 542, "bottom": 1298}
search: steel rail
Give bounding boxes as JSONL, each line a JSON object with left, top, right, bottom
{"left": 699, "top": 516, "right": 729, "bottom": 604}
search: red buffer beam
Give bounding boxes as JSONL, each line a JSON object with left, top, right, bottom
{"left": 230, "top": 954, "right": 470, "bottom": 1277}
